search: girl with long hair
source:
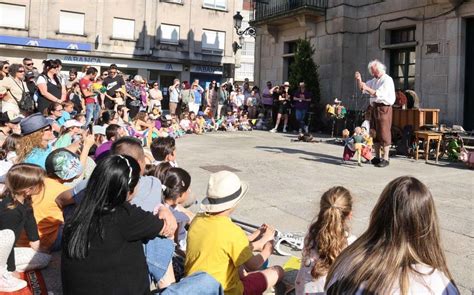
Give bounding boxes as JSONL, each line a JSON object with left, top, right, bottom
{"left": 326, "top": 176, "right": 459, "bottom": 295}
{"left": 0, "top": 134, "right": 21, "bottom": 176}
{"left": 0, "top": 60, "right": 9, "bottom": 80}
{"left": 295, "top": 186, "right": 354, "bottom": 294}
{"left": 61, "top": 155, "right": 166, "bottom": 294}
{"left": 0, "top": 164, "right": 51, "bottom": 292}
{"left": 37, "top": 59, "right": 64, "bottom": 114}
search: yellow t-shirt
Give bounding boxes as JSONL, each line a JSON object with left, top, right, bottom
{"left": 185, "top": 214, "right": 253, "bottom": 295}
{"left": 17, "top": 177, "right": 67, "bottom": 249}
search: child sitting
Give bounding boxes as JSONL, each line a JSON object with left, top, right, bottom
{"left": 196, "top": 112, "right": 206, "bottom": 134}
{"left": 341, "top": 129, "right": 355, "bottom": 163}
{"left": 0, "top": 164, "right": 51, "bottom": 292}
{"left": 238, "top": 113, "right": 252, "bottom": 131}
{"left": 150, "top": 137, "right": 178, "bottom": 167}
{"left": 295, "top": 186, "right": 356, "bottom": 294}
{"left": 179, "top": 112, "right": 192, "bottom": 134}
{"left": 185, "top": 171, "right": 284, "bottom": 295}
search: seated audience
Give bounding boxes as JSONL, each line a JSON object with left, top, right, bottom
{"left": 185, "top": 171, "right": 284, "bottom": 295}
{"left": 325, "top": 176, "right": 460, "bottom": 294}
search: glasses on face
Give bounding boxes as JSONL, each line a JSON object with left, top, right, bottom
{"left": 54, "top": 108, "right": 63, "bottom": 112}
{"left": 42, "top": 126, "right": 52, "bottom": 132}
{"left": 18, "top": 70, "right": 25, "bottom": 73}
{"left": 26, "top": 63, "right": 33, "bottom": 66}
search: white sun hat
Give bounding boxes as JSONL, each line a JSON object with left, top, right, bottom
{"left": 200, "top": 171, "right": 249, "bottom": 213}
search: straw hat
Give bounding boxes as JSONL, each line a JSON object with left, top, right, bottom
{"left": 200, "top": 171, "right": 249, "bottom": 213}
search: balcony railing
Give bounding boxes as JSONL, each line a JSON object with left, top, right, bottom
{"left": 251, "top": 0, "right": 328, "bottom": 23}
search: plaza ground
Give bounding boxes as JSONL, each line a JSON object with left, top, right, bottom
{"left": 45, "top": 131, "right": 473, "bottom": 294}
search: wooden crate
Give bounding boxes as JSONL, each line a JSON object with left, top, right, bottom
{"left": 392, "top": 108, "right": 440, "bottom": 131}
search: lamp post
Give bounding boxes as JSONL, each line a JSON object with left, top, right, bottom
{"left": 233, "top": 11, "right": 256, "bottom": 54}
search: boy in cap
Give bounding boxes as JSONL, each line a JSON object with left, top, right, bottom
{"left": 185, "top": 171, "right": 284, "bottom": 295}
{"left": 17, "top": 149, "right": 83, "bottom": 252}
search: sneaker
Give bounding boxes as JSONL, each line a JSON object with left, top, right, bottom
{"left": 304, "top": 126, "right": 309, "bottom": 133}
{"left": 376, "top": 159, "right": 390, "bottom": 168}
{"left": 0, "top": 272, "right": 27, "bottom": 292}
{"left": 283, "top": 127, "right": 287, "bottom": 133}
{"left": 269, "top": 128, "right": 277, "bottom": 133}
{"left": 371, "top": 157, "right": 381, "bottom": 165}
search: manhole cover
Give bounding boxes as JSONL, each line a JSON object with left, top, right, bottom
{"left": 200, "top": 165, "right": 241, "bottom": 173}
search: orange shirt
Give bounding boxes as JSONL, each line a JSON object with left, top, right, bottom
{"left": 17, "top": 178, "right": 67, "bottom": 249}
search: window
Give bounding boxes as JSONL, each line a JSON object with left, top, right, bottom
{"left": 112, "top": 18, "right": 135, "bottom": 40}
{"left": 160, "top": 24, "right": 180, "bottom": 44}
{"left": 391, "top": 27, "right": 415, "bottom": 44}
{"left": 59, "top": 11, "right": 85, "bottom": 35}
{"left": 160, "top": 0, "right": 183, "bottom": 3}
{"left": 202, "top": 29, "right": 225, "bottom": 55}
{"left": 0, "top": 3, "right": 26, "bottom": 29}
{"left": 390, "top": 47, "right": 416, "bottom": 90}
{"left": 235, "top": 62, "right": 254, "bottom": 81}
{"left": 241, "top": 41, "right": 255, "bottom": 57}
{"left": 203, "top": 0, "right": 227, "bottom": 10}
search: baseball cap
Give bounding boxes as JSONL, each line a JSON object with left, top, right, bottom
{"left": 63, "top": 119, "right": 83, "bottom": 129}
{"left": 25, "top": 71, "right": 35, "bottom": 79}
{"left": 45, "top": 148, "right": 83, "bottom": 181}
{"left": 92, "top": 125, "right": 106, "bottom": 135}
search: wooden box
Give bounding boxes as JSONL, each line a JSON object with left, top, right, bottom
{"left": 392, "top": 108, "right": 440, "bottom": 131}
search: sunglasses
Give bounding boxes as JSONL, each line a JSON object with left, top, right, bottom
{"left": 18, "top": 70, "right": 25, "bottom": 73}
{"left": 26, "top": 63, "right": 34, "bottom": 66}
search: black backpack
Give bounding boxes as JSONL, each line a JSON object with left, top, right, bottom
{"left": 9, "top": 77, "right": 35, "bottom": 113}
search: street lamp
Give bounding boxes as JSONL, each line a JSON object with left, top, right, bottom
{"left": 233, "top": 11, "right": 256, "bottom": 54}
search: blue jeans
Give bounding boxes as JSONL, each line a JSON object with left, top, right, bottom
{"left": 145, "top": 237, "right": 175, "bottom": 283}
{"left": 295, "top": 109, "right": 307, "bottom": 130}
{"left": 145, "top": 238, "right": 223, "bottom": 295}
{"left": 85, "top": 103, "right": 100, "bottom": 126}
{"left": 159, "top": 272, "right": 223, "bottom": 295}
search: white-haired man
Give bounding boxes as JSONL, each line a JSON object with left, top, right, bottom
{"left": 355, "top": 60, "right": 395, "bottom": 167}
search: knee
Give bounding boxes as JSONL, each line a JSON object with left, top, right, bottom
{"left": 271, "top": 265, "right": 285, "bottom": 280}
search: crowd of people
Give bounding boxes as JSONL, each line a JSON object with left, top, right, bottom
{"left": 0, "top": 59, "right": 314, "bottom": 141}
{"left": 0, "top": 57, "right": 461, "bottom": 295}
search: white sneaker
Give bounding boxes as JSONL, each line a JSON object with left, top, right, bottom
{"left": 304, "top": 126, "right": 309, "bottom": 133}
{"left": 283, "top": 127, "right": 288, "bottom": 133}
{"left": 270, "top": 128, "right": 277, "bottom": 133}
{"left": 0, "top": 272, "right": 27, "bottom": 292}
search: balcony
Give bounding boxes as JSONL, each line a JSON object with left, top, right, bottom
{"left": 251, "top": 0, "right": 327, "bottom": 25}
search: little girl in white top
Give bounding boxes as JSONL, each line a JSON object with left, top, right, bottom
{"left": 295, "top": 186, "right": 355, "bottom": 295}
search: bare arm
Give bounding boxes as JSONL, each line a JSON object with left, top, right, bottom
{"left": 55, "top": 189, "right": 75, "bottom": 209}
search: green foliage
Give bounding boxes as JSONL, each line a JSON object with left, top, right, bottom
{"left": 288, "top": 39, "right": 321, "bottom": 107}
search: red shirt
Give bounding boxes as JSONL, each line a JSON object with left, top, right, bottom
{"left": 79, "top": 77, "right": 95, "bottom": 104}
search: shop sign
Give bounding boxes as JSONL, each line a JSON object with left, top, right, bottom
{"left": 191, "top": 65, "right": 223, "bottom": 74}
{"left": 0, "top": 35, "right": 92, "bottom": 51}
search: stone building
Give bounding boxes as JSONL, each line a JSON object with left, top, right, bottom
{"left": 251, "top": 0, "right": 474, "bottom": 129}
{"left": 0, "top": 0, "right": 242, "bottom": 90}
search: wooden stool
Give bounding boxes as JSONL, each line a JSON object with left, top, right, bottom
{"left": 415, "top": 131, "right": 443, "bottom": 163}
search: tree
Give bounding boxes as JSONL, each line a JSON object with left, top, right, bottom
{"left": 288, "top": 39, "right": 321, "bottom": 108}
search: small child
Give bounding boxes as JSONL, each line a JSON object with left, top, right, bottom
{"left": 238, "top": 113, "right": 252, "bottom": 131}
{"left": 57, "top": 101, "right": 75, "bottom": 126}
{"left": 196, "top": 112, "right": 206, "bottom": 134}
{"left": 179, "top": 112, "right": 192, "bottom": 133}
{"left": 353, "top": 127, "right": 366, "bottom": 166}
{"left": 185, "top": 171, "right": 284, "bottom": 295}
{"left": 0, "top": 164, "right": 51, "bottom": 292}
{"left": 150, "top": 137, "right": 178, "bottom": 167}
{"left": 341, "top": 129, "right": 355, "bottom": 163}
{"left": 295, "top": 186, "right": 356, "bottom": 294}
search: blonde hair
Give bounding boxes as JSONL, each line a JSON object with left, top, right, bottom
{"left": 16, "top": 130, "right": 44, "bottom": 163}
{"left": 326, "top": 176, "right": 457, "bottom": 294}
{"left": 2, "top": 163, "right": 45, "bottom": 208}
{"left": 303, "top": 186, "right": 353, "bottom": 279}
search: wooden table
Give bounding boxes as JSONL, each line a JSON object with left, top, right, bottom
{"left": 415, "top": 131, "right": 443, "bottom": 163}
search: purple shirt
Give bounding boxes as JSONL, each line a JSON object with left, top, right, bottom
{"left": 94, "top": 141, "right": 113, "bottom": 159}
{"left": 293, "top": 90, "right": 312, "bottom": 110}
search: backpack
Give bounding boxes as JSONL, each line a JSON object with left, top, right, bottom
{"left": 8, "top": 78, "right": 35, "bottom": 113}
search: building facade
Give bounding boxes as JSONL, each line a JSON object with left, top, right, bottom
{"left": 0, "top": 0, "right": 242, "bottom": 90}
{"left": 235, "top": 0, "right": 256, "bottom": 83}
{"left": 251, "top": 0, "right": 474, "bottom": 129}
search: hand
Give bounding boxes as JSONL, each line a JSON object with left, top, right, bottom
{"left": 83, "top": 134, "right": 95, "bottom": 148}
{"left": 261, "top": 224, "right": 276, "bottom": 244}
{"left": 158, "top": 206, "right": 177, "bottom": 238}
{"left": 355, "top": 71, "right": 362, "bottom": 81}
